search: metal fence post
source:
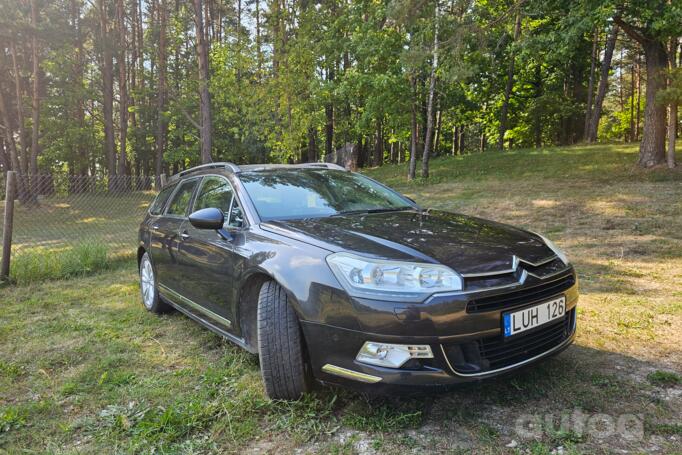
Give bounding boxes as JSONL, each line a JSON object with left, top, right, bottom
{"left": 1, "top": 171, "right": 17, "bottom": 281}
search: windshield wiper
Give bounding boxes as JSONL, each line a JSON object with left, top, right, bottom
{"left": 333, "top": 207, "right": 414, "bottom": 216}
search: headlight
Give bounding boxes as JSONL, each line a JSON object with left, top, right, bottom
{"left": 326, "top": 252, "right": 463, "bottom": 301}
{"left": 535, "top": 233, "right": 570, "bottom": 265}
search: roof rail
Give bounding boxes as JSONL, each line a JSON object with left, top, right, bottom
{"left": 169, "top": 162, "right": 240, "bottom": 182}
{"left": 178, "top": 162, "right": 240, "bottom": 176}
{"left": 298, "top": 162, "right": 347, "bottom": 171}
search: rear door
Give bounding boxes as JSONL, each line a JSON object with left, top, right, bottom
{"left": 150, "top": 177, "right": 200, "bottom": 292}
{"left": 175, "top": 175, "right": 246, "bottom": 331}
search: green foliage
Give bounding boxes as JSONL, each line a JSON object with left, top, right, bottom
{"left": 8, "top": 0, "right": 672, "bottom": 178}
{"left": 647, "top": 370, "right": 681, "bottom": 387}
{"left": 0, "top": 406, "right": 27, "bottom": 433}
{"left": 657, "top": 68, "right": 682, "bottom": 106}
{"left": 10, "top": 242, "right": 114, "bottom": 284}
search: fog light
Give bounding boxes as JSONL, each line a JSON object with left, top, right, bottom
{"left": 356, "top": 342, "right": 433, "bottom": 368}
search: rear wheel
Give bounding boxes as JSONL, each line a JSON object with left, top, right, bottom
{"left": 139, "top": 252, "right": 170, "bottom": 314}
{"left": 257, "top": 280, "right": 311, "bottom": 399}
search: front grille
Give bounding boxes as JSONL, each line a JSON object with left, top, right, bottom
{"left": 443, "top": 309, "right": 575, "bottom": 374}
{"left": 523, "top": 257, "right": 568, "bottom": 278}
{"left": 479, "top": 309, "right": 574, "bottom": 371}
{"left": 467, "top": 272, "right": 575, "bottom": 313}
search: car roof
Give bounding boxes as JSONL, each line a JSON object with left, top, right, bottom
{"left": 166, "top": 162, "right": 347, "bottom": 185}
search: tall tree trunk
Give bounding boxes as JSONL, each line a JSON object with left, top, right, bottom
{"left": 619, "top": 47, "right": 625, "bottom": 116}
{"left": 389, "top": 135, "right": 395, "bottom": 163}
{"left": 667, "top": 37, "right": 678, "bottom": 168}
{"left": 29, "top": 0, "right": 40, "bottom": 177}
{"left": 99, "top": 0, "right": 117, "bottom": 183}
{"left": 193, "top": 0, "right": 213, "bottom": 163}
{"left": 72, "top": 0, "right": 88, "bottom": 176}
{"left": 584, "top": 27, "right": 599, "bottom": 140}
{"left": 0, "top": 76, "right": 31, "bottom": 202}
{"left": 533, "top": 64, "right": 543, "bottom": 148}
{"left": 307, "top": 126, "right": 317, "bottom": 163}
{"left": 255, "top": 0, "right": 263, "bottom": 76}
{"left": 116, "top": 0, "right": 128, "bottom": 181}
{"left": 452, "top": 125, "right": 458, "bottom": 155}
{"left": 408, "top": 75, "right": 418, "bottom": 180}
{"left": 587, "top": 25, "right": 618, "bottom": 143}
{"left": 434, "top": 108, "right": 442, "bottom": 154}
{"left": 236, "top": 0, "right": 242, "bottom": 81}
{"left": 156, "top": 0, "right": 169, "bottom": 184}
{"left": 459, "top": 125, "right": 466, "bottom": 155}
{"left": 638, "top": 40, "right": 668, "bottom": 167}
{"left": 614, "top": 17, "right": 669, "bottom": 167}
{"left": 374, "top": 118, "right": 383, "bottom": 166}
{"left": 421, "top": 2, "right": 439, "bottom": 179}
{"left": 0, "top": 86, "right": 21, "bottom": 172}
{"left": 0, "top": 138, "right": 9, "bottom": 173}
{"left": 9, "top": 41, "right": 28, "bottom": 174}
{"left": 635, "top": 53, "right": 642, "bottom": 141}
{"left": 325, "top": 63, "right": 334, "bottom": 160}
{"left": 629, "top": 54, "right": 636, "bottom": 142}
{"left": 498, "top": 10, "right": 522, "bottom": 150}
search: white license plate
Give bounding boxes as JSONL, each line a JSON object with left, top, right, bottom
{"left": 503, "top": 296, "right": 566, "bottom": 337}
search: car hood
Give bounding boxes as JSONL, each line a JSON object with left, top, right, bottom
{"left": 260, "top": 209, "right": 555, "bottom": 275}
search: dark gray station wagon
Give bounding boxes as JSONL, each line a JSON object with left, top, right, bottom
{"left": 138, "top": 162, "right": 578, "bottom": 399}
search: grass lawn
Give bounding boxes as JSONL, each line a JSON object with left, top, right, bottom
{"left": 0, "top": 191, "right": 155, "bottom": 283}
{"left": 1, "top": 144, "right": 681, "bottom": 454}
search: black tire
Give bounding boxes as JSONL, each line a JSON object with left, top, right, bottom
{"left": 139, "top": 252, "right": 171, "bottom": 314}
{"left": 257, "top": 280, "right": 311, "bottom": 400}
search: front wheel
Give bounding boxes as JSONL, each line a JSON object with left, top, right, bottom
{"left": 257, "top": 281, "right": 312, "bottom": 400}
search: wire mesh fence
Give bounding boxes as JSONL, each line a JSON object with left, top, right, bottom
{"left": 1, "top": 173, "right": 159, "bottom": 283}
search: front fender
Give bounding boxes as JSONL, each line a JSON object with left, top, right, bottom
{"left": 240, "top": 229, "right": 362, "bottom": 331}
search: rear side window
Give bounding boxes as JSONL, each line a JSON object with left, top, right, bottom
{"left": 149, "top": 184, "right": 176, "bottom": 215}
{"left": 166, "top": 179, "right": 199, "bottom": 216}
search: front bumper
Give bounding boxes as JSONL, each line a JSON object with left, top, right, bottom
{"left": 301, "top": 270, "right": 578, "bottom": 392}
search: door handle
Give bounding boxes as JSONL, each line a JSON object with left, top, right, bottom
{"left": 181, "top": 231, "right": 190, "bottom": 240}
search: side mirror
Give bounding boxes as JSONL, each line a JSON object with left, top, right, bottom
{"left": 189, "top": 207, "right": 224, "bottom": 230}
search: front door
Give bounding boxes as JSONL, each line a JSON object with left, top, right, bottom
{"left": 175, "top": 176, "right": 246, "bottom": 332}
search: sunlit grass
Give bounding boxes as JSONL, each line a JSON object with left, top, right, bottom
{"left": 8, "top": 243, "right": 128, "bottom": 284}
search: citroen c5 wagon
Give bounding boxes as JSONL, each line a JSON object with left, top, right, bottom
{"left": 138, "top": 162, "right": 578, "bottom": 399}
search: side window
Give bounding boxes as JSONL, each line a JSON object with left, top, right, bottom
{"left": 194, "top": 177, "right": 234, "bottom": 213}
{"left": 193, "top": 176, "right": 244, "bottom": 228}
{"left": 227, "top": 198, "right": 244, "bottom": 228}
{"left": 166, "top": 179, "right": 199, "bottom": 216}
{"left": 149, "top": 184, "right": 176, "bottom": 215}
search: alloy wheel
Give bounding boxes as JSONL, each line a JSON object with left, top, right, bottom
{"left": 140, "top": 258, "right": 155, "bottom": 309}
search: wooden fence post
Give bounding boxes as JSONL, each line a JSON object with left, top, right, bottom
{"left": 1, "top": 171, "right": 17, "bottom": 281}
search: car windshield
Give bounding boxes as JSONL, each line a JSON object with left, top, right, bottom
{"left": 238, "top": 169, "right": 414, "bottom": 221}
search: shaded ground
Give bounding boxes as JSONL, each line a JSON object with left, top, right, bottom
{"left": 1, "top": 144, "right": 681, "bottom": 454}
